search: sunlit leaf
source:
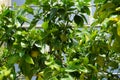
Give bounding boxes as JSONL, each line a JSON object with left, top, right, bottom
{"left": 83, "top": 56, "right": 89, "bottom": 64}
{"left": 42, "top": 21, "right": 49, "bottom": 30}
{"left": 25, "top": 0, "right": 39, "bottom": 5}
{"left": 21, "top": 42, "right": 28, "bottom": 48}
{"left": 61, "top": 74, "right": 73, "bottom": 80}
{"left": 116, "top": 7, "right": 120, "bottom": 11}
{"left": 117, "top": 21, "right": 120, "bottom": 36}
{"left": 25, "top": 55, "right": 34, "bottom": 64}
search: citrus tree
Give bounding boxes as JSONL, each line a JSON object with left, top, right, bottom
{"left": 0, "top": 0, "right": 120, "bottom": 80}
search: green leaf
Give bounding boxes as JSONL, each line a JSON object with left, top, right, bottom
{"left": 80, "top": 14, "right": 88, "bottom": 24}
{"left": 88, "top": 64, "right": 98, "bottom": 72}
{"left": 21, "top": 42, "right": 28, "bottom": 48}
{"left": 83, "top": 56, "right": 89, "bottom": 64}
{"left": 25, "top": 6, "right": 34, "bottom": 14}
{"left": 80, "top": 73, "right": 85, "bottom": 80}
{"left": 7, "top": 54, "right": 19, "bottom": 65}
{"left": 65, "top": 65, "right": 78, "bottom": 72}
{"left": 81, "top": 6, "right": 90, "bottom": 15}
{"left": 84, "top": 0, "right": 90, "bottom": 3}
{"left": 19, "top": 60, "right": 33, "bottom": 78}
{"left": 96, "top": 55, "right": 104, "bottom": 67}
{"left": 43, "top": 68, "right": 52, "bottom": 79}
{"left": 17, "top": 15, "right": 29, "bottom": 23}
{"left": 94, "top": 0, "right": 106, "bottom": 4}
{"left": 74, "top": 15, "right": 84, "bottom": 26}
{"left": 65, "top": 64, "right": 88, "bottom": 73}
{"left": 25, "top": 0, "right": 39, "bottom": 5}
{"left": 42, "top": 21, "right": 49, "bottom": 30}
{"left": 4, "top": 69, "right": 11, "bottom": 76}
{"left": 99, "top": 3, "right": 115, "bottom": 12}
{"left": 50, "top": 8, "right": 57, "bottom": 20}
{"left": 29, "top": 18, "right": 39, "bottom": 29}
{"left": 108, "top": 61, "right": 118, "bottom": 69}
{"left": 117, "top": 21, "right": 120, "bottom": 36}
{"left": 116, "top": 7, "right": 120, "bottom": 11}
{"left": 61, "top": 74, "right": 73, "bottom": 80}
{"left": 19, "top": 50, "right": 25, "bottom": 57}
{"left": 58, "top": 8, "right": 65, "bottom": 15}
{"left": 25, "top": 55, "right": 34, "bottom": 64}
{"left": 112, "top": 39, "right": 120, "bottom": 53}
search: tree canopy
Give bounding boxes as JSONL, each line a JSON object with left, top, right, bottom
{"left": 0, "top": 0, "right": 120, "bottom": 80}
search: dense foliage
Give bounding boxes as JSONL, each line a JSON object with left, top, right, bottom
{"left": 0, "top": 0, "right": 120, "bottom": 80}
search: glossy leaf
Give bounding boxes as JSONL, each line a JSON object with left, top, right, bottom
{"left": 74, "top": 15, "right": 84, "bottom": 26}
{"left": 25, "top": 55, "right": 34, "bottom": 64}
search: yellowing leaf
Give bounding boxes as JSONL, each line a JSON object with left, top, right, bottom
{"left": 79, "top": 40, "right": 83, "bottom": 45}
{"left": 116, "top": 7, "right": 120, "bottom": 11}
{"left": 109, "top": 16, "right": 120, "bottom": 22}
{"left": 85, "top": 34, "right": 89, "bottom": 42}
{"left": 117, "top": 21, "right": 120, "bottom": 36}
{"left": 4, "top": 69, "right": 11, "bottom": 76}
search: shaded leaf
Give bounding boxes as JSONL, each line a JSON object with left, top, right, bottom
{"left": 74, "top": 15, "right": 84, "bottom": 26}
{"left": 7, "top": 54, "right": 19, "bottom": 65}
{"left": 88, "top": 64, "right": 98, "bottom": 72}
{"left": 50, "top": 8, "right": 57, "bottom": 20}
{"left": 81, "top": 6, "right": 90, "bottom": 15}
{"left": 29, "top": 18, "right": 39, "bottom": 29}
{"left": 109, "top": 61, "right": 118, "bottom": 69}
{"left": 80, "top": 73, "right": 85, "bottom": 80}
{"left": 80, "top": 14, "right": 88, "bottom": 24}
{"left": 96, "top": 55, "right": 104, "bottom": 67}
